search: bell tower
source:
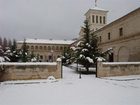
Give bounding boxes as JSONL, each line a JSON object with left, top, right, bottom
{"left": 85, "top": 0, "right": 108, "bottom": 31}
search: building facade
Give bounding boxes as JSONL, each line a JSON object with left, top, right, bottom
{"left": 17, "top": 39, "right": 74, "bottom": 62}
{"left": 80, "top": 7, "right": 140, "bottom": 62}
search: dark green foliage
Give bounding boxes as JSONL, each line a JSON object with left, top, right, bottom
{"left": 21, "top": 39, "right": 28, "bottom": 62}
{"left": 73, "top": 20, "right": 102, "bottom": 72}
{"left": 62, "top": 47, "right": 72, "bottom": 65}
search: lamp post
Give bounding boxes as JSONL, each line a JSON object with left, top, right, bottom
{"left": 77, "top": 58, "right": 81, "bottom": 79}
{"left": 79, "top": 67, "right": 81, "bottom": 79}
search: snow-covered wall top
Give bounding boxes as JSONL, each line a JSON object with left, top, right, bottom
{"left": 17, "top": 38, "right": 75, "bottom": 45}
{"left": 103, "top": 62, "right": 140, "bottom": 65}
{"left": 0, "top": 62, "right": 57, "bottom": 66}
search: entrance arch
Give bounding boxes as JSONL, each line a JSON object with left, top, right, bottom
{"left": 118, "top": 46, "right": 129, "bottom": 62}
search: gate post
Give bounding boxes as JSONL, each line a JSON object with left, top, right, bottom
{"left": 96, "top": 58, "right": 103, "bottom": 78}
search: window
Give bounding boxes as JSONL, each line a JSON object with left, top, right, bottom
{"left": 35, "top": 46, "right": 38, "bottom": 50}
{"left": 103, "top": 16, "right": 106, "bottom": 24}
{"left": 92, "top": 15, "right": 95, "bottom": 23}
{"left": 99, "top": 36, "right": 102, "bottom": 42}
{"left": 44, "top": 46, "right": 46, "bottom": 50}
{"left": 40, "top": 46, "right": 42, "bottom": 50}
{"left": 100, "top": 16, "right": 102, "bottom": 23}
{"left": 108, "top": 32, "right": 111, "bottom": 40}
{"left": 96, "top": 16, "right": 98, "bottom": 23}
{"left": 60, "top": 46, "right": 63, "bottom": 50}
{"left": 48, "top": 46, "right": 51, "bottom": 50}
{"left": 31, "top": 46, "right": 34, "bottom": 50}
{"left": 40, "top": 55, "right": 43, "bottom": 59}
{"left": 119, "top": 27, "right": 123, "bottom": 36}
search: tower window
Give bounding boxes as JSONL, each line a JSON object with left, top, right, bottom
{"left": 96, "top": 16, "right": 98, "bottom": 23}
{"left": 92, "top": 15, "right": 95, "bottom": 23}
{"left": 100, "top": 16, "right": 102, "bottom": 23}
{"left": 103, "top": 16, "right": 106, "bottom": 24}
{"left": 119, "top": 27, "right": 123, "bottom": 36}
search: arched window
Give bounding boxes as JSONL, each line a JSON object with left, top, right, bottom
{"left": 40, "top": 46, "right": 42, "bottom": 50}
{"left": 31, "top": 46, "right": 34, "bottom": 49}
{"left": 60, "top": 46, "right": 63, "bottom": 50}
{"left": 35, "top": 46, "right": 38, "bottom": 50}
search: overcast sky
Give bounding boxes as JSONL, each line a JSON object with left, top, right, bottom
{"left": 0, "top": 0, "right": 140, "bottom": 40}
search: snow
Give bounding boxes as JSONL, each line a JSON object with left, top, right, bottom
{"left": 92, "top": 7, "right": 108, "bottom": 11}
{"left": 86, "top": 57, "right": 94, "bottom": 63}
{"left": 70, "top": 46, "right": 76, "bottom": 51}
{"left": 0, "top": 66, "right": 140, "bottom": 105}
{"left": 76, "top": 41, "right": 82, "bottom": 46}
{"left": 86, "top": 43, "right": 91, "bottom": 47}
{"left": 31, "top": 57, "right": 37, "bottom": 62}
{"left": 57, "top": 58, "right": 62, "bottom": 62}
{"left": 0, "top": 56, "right": 5, "bottom": 62}
{"left": 97, "top": 57, "right": 103, "bottom": 62}
{"left": 18, "top": 38, "right": 75, "bottom": 45}
{"left": 79, "top": 54, "right": 85, "bottom": 58}
{"left": 0, "top": 62, "right": 57, "bottom": 66}
{"left": 82, "top": 48, "right": 88, "bottom": 52}
{"left": 103, "top": 62, "right": 140, "bottom": 65}
{"left": 47, "top": 76, "right": 57, "bottom": 83}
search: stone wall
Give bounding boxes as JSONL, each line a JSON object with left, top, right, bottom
{"left": 97, "top": 61, "right": 140, "bottom": 77}
{"left": 0, "top": 60, "right": 62, "bottom": 81}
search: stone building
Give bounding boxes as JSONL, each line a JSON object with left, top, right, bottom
{"left": 79, "top": 7, "right": 140, "bottom": 62}
{"left": 17, "top": 39, "right": 74, "bottom": 62}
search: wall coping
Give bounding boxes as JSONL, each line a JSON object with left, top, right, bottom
{"left": 0, "top": 62, "right": 57, "bottom": 66}
{"left": 103, "top": 62, "right": 140, "bottom": 65}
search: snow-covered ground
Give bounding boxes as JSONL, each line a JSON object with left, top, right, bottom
{"left": 0, "top": 66, "right": 140, "bottom": 105}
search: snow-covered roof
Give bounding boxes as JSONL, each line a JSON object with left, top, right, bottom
{"left": 17, "top": 38, "right": 75, "bottom": 45}
{"left": 85, "top": 7, "right": 108, "bottom": 16}
{"left": 92, "top": 7, "right": 107, "bottom": 11}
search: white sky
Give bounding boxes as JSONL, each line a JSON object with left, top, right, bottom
{"left": 0, "top": 0, "right": 140, "bottom": 40}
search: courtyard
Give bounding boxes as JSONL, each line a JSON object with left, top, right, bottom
{"left": 0, "top": 66, "right": 140, "bottom": 105}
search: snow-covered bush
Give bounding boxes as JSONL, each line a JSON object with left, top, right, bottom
{"left": 47, "top": 76, "right": 57, "bottom": 83}
{"left": 0, "top": 56, "right": 5, "bottom": 62}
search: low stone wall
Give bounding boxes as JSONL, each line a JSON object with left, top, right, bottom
{"left": 0, "top": 60, "right": 62, "bottom": 81}
{"left": 97, "top": 61, "right": 140, "bottom": 77}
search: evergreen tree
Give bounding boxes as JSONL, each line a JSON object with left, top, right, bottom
{"left": 62, "top": 47, "right": 72, "bottom": 65}
{"left": 21, "top": 39, "right": 28, "bottom": 62}
{"left": 0, "top": 37, "right": 2, "bottom": 47}
{"left": 10, "top": 39, "right": 20, "bottom": 62}
{"left": 30, "top": 51, "right": 37, "bottom": 62}
{"left": 73, "top": 20, "right": 102, "bottom": 72}
{"left": 8, "top": 39, "right": 12, "bottom": 49}
{"left": 11, "top": 39, "right": 17, "bottom": 51}
{"left": 3, "top": 37, "right": 8, "bottom": 51}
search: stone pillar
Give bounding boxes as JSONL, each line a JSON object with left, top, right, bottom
{"left": 57, "top": 58, "right": 62, "bottom": 78}
{"left": 96, "top": 58, "right": 103, "bottom": 78}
